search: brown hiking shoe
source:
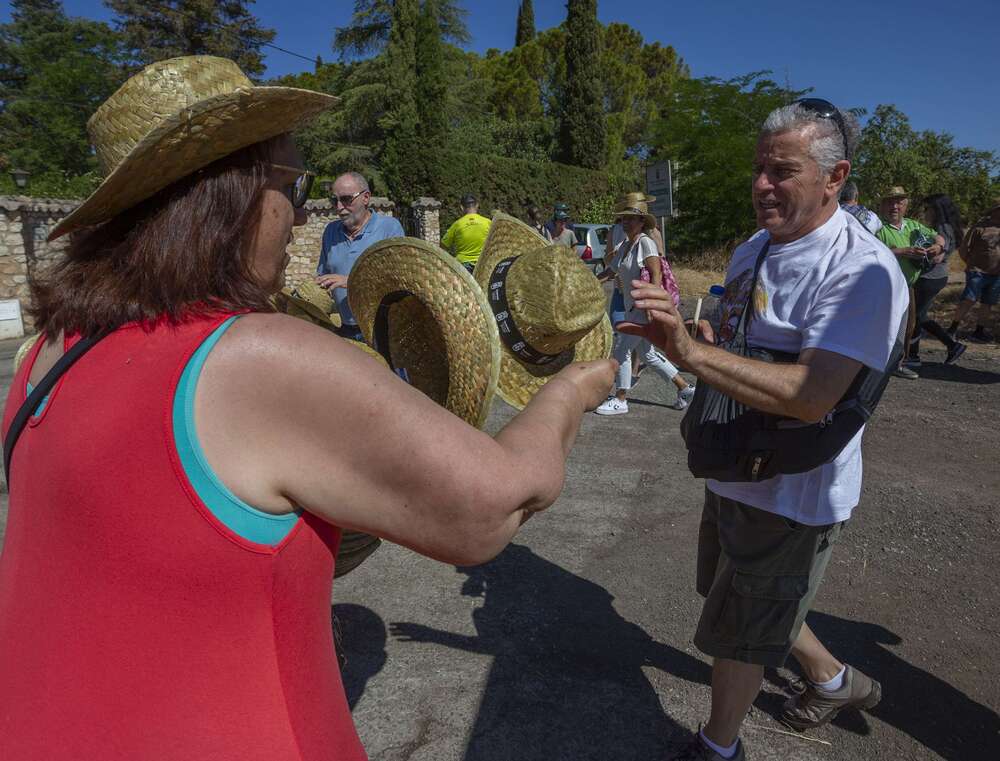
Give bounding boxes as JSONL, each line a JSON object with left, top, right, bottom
{"left": 780, "top": 665, "right": 881, "bottom": 731}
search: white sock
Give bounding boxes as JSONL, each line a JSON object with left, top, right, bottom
{"left": 700, "top": 729, "right": 739, "bottom": 759}
{"left": 814, "top": 665, "right": 846, "bottom": 693}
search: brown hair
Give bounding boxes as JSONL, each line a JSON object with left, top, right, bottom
{"left": 30, "top": 136, "right": 284, "bottom": 339}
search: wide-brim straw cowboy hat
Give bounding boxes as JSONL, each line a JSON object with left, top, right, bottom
{"left": 48, "top": 55, "right": 338, "bottom": 241}
{"left": 473, "top": 213, "right": 612, "bottom": 410}
{"left": 348, "top": 237, "right": 502, "bottom": 430}
{"left": 613, "top": 201, "right": 658, "bottom": 232}
{"left": 882, "top": 185, "right": 909, "bottom": 200}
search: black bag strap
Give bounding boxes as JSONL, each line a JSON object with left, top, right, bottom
{"left": 735, "top": 239, "right": 771, "bottom": 338}
{"left": 4, "top": 332, "right": 106, "bottom": 486}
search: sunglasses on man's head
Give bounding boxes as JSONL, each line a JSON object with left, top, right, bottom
{"left": 269, "top": 164, "right": 315, "bottom": 208}
{"left": 794, "top": 98, "right": 850, "bottom": 160}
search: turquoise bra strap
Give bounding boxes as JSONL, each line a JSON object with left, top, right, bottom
{"left": 173, "top": 316, "right": 300, "bottom": 545}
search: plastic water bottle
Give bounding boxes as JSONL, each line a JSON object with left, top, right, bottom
{"left": 703, "top": 284, "right": 726, "bottom": 335}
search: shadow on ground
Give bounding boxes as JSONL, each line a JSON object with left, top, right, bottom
{"left": 390, "top": 543, "right": 710, "bottom": 761}
{"left": 763, "top": 611, "right": 1000, "bottom": 760}
{"left": 918, "top": 361, "right": 1000, "bottom": 385}
{"left": 332, "top": 603, "right": 388, "bottom": 710}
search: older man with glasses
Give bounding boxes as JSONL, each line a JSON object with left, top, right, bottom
{"left": 315, "top": 172, "right": 405, "bottom": 340}
{"left": 621, "top": 99, "right": 908, "bottom": 760}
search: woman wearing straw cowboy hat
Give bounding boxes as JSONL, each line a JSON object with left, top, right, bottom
{"left": 596, "top": 201, "right": 694, "bottom": 415}
{"left": 0, "top": 56, "right": 615, "bottom": 760}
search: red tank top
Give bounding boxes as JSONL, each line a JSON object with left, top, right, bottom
{"left": 0, "top": 314, "right": 367, "bottom": 760}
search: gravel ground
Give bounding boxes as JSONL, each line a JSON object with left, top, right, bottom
{"left": 1, "top": 331, "right": 998, "bottom": 761}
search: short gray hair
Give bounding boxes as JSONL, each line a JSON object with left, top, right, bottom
{"left": 336, "top": 171, "right": 370, "bottom": 192}
{"left": 840, "top": 181, "right": 859, "bottom": 203}
{"left": 761, "top": 103, "right": 860, "bottom": 175}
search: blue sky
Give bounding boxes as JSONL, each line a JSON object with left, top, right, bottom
{"left": 8, "top": 0, "right": 1000, "bottom": 158}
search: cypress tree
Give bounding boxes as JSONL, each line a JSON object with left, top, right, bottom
{"left": 415, "top": 0, "right": 447, "bottom": 193}
{"left": 558, "top": 0, "right": 605, "bottom": 168}
{"left": 379, "top": 0, "right": 421, "bottom": 202}
{"left": 104, "top": 0, "right": 276, "bottom": 77}
{"left": 515, "top": 0, "right": 535, "bottom": 47}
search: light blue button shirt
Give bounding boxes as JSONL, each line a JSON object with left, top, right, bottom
{"left": 317, "top": 210, "right": 405, "bottom": 325}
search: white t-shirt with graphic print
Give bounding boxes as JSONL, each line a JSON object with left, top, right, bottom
{"left": 707, "top": 208, "right": 908, "bottom": 526}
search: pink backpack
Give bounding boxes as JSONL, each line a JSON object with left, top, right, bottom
{"left": 637, "top": 235, "right": 681, "bottom": 307}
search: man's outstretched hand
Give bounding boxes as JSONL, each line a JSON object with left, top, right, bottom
{"left": 617, "top": 280, "right": 701, "bottom": 367}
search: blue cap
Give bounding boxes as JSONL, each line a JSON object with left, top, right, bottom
{"left": 709, "top": 284, "right": 726, "bottom": 297}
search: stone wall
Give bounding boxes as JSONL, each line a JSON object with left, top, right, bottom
{"left": 0, "top": 196, "right": 77, "bottom": 333}
{"left": 0, "top": 194, "right": 436, "bottom": 335}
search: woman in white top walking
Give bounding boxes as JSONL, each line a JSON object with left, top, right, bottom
{"left": 595, "top": 206, "right": 694, "bottom": 415}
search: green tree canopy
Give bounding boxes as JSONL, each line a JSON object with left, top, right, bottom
{"left": 854, "top": 104, "right": 999, "bottom": 222}
{"left": 333, "top": 0, "right": 469, "bottom": 60}
{"left": 104, "top": 0, "right": 276, "bottom": 77}
{"left": 0, "top": 0, "right": 126, "bottom": 187}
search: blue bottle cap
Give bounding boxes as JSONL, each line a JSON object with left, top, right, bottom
{"left": 709, "top": 284, "right": 726, "bottom": 297}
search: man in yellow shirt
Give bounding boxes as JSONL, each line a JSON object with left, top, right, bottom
{"left": 442, "top": 194, "right": 492, "bottom": 272}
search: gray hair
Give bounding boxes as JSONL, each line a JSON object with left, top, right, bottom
{"left": 336, "top": 171, "right": 370, "bottom": 192}
{"left": 761, "top": 103, "right": 860, "bottom": 175}
{"left": 840, "top": 181, "right": 859, "bottom": 203}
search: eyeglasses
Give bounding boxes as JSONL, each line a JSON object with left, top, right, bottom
{"left": 269, "top": 164, "right": 315, "bottom": 208}
{"left": 794, "top": 98, "right": 850, "bottom": 160}
{"left": 333, "top": 189, "right": 366, "bottom": 209}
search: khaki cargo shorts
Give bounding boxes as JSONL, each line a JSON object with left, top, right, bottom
{"left": 694, "top": 487, "right": 844, "bottom": 667}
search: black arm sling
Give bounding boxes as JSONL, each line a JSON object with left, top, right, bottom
{"left": 3, "top": 333, "right": 105, "bottom": 487}
{"left": 679, "top": 240, "right": 904, "bottom": 482}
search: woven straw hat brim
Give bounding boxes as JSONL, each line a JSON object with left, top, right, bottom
{"left": 344, "top": 338, "right": 388, "bottom": 367}
{"left": 348, "top": 237, "right": 501, "bottom": 430}
{"left": 473, "top": 212, "right": 612, "bottom": 411}
{"left": 48, "top": 85, "right": 337, "bottom": 240}
{"left": 12, "top": 334, "right": 40, "bottom": 374}
{"left": 614, "top": 208, "right": 658, "bottom": 231}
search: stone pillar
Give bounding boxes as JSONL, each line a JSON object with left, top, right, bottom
{"left": 410, "top": 197, "right": 442, "bottom": 246}
{"left": 369, "top": 197, "right": 396, "bottom": 217}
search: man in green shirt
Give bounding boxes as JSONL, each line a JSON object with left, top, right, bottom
{"left": 441, "top": 194, "right": 491, "bottom": 272}
{"left": 876, "top": 186, "right": 945, "bottom": 379}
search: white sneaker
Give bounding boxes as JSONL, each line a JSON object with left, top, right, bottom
{"left": 673, "top": 385, "right": 696, "bottom": 410}
{"left": 595, "top": 397, "right": 629, "bottom": 416}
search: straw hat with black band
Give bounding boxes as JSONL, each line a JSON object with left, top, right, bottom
{"left": 348, "top": 237, "right": 502, "bottom": 430}
{"left": 473, "top": 213, "right": 612, "bottom": 410}
{"left": 882, "top": 185, "right": 909, "bottom": 200}
{"left": 272, "top": 280, "right": 343, "bottom": 330}
{"left": 48, "top": 55, "right": 337, "bottom": 240}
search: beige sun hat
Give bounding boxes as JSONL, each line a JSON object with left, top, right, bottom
{"left": 272, "top": 281, "right": 343, "bottom": 329}
{"left": 882, "top": 185, "right": 909, "bottom": 200}
{"left": 348, "top": 237, "right": 501, "bottom": 429}
{"left": 614, "top": 191, "right": 656, "bottom": 211}
{"left": 613, "top": 200, "right": 658, "bottom": 232}
{"left": 473, "top": 213, "right": 612, "bottom": 410}
{"left": 48, "top": 55, "right": 338, "bottom": 241}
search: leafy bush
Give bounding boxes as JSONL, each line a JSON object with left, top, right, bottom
{"left": 432, "top": 150, "right": 639, "bottom": 230}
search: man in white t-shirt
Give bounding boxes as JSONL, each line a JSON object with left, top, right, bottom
{"left": 621, "top": 100, "right": 907, "bottom": 761}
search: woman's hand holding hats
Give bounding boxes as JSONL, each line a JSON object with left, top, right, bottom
{"left": 619, "top": 280, "right": 698, "bottom": 367}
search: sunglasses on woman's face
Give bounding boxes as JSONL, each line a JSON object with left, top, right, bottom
{"left": 269, "top": 164, "right": 315, "bottom": 208}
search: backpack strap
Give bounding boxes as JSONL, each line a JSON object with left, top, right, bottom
{"left": 735, "top": 239, "right": 771, "bottom": 338}
{"left": 3, "top": 332, "right": 107, "bottom": 486}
